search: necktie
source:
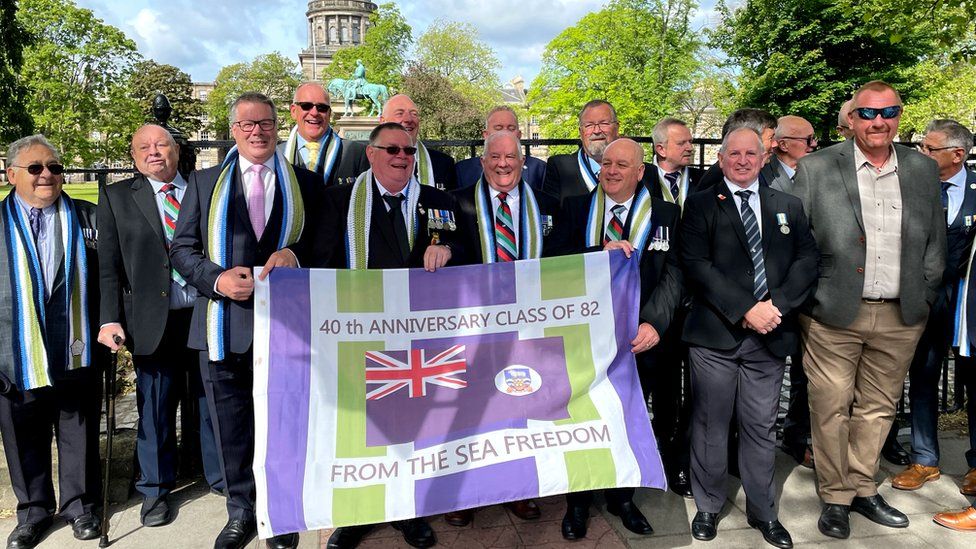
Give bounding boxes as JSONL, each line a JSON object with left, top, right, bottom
{"left": 306, "top": 141, "right": 321, "bottom": 171}
{"left": 28, "top": 207, "right": 42, "bottom": 243}
{"left": 159, "top": 183, "right": 185, "bottom": 286}
{"left": 664, "top": 171, "right": 680, "bottom": 202}
{"left": 604, "top": 204, "right": 626, "bottom": 245}
{"left": 735, "top": 190, "right": 767, "bottom": 300}
{"left": 941, "top": 181, "right": 951, "bottom": 216}
{"left": 382, "top": 194, "right": 411, "bottom": 262}
{"left": 494, "top": 192, "right": 517, "bottom": 261}
{"left": 247, "top": 164, "right": 267, "bottom": 241}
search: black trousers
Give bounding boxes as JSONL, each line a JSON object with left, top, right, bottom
{"left": 566, "top": 487, "right": 634, "bottom": 509}
{"left": 199, "top": 351, "right": 255, "bottom": 521}
{"left": 0, "top": 371, "right": 102, "bottom": 525}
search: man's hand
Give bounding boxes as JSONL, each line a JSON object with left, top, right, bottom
{"left": 743, "top": 300, "right": 782, "bottom": 334}
{"left": 604, "top": 240, "right": 635, "bottom": 258}
{"left": 216, "top": 266, "right": 254, "bottom": 301}
{"left": 258, "top": 249, "right": 298, "bottom": 281}
{"left": 97, "top": 324, "right": 125, "bottom": 351}
{"left": 631, "top": 322, "right": 661, "bottom": 354}
{"left": 423, "top": 244, "right": 451, "bottom": 272}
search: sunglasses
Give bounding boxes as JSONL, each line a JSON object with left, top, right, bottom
{"left": 13, "top": 163, "right": 65, "bottom": 176}
{"left": 294, "top": 102, "right": 331, "bottom": 112}
{"left": 779, "top": 135, "right": 818, "bottom": 147}
{"left": 371, "top": 145, "right": 418, "bottom": 156}
{"left": 854, "top": 105, "right": 902, "bottom": 120}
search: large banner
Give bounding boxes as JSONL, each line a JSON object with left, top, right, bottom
{"left": 252, "top": 251, "right": 665, "bottom": 538}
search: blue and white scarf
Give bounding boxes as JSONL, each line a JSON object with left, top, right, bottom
{"left": 584, "top": 185, "right": 654, "bottom": 261}
{"left": 283, "top": 125, "right": 342, "bottom": 183}
{"left": 473, "top": 178, "right": 543, "bottom": 262}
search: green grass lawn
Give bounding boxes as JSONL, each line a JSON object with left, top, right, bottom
{"left": 0, "top": 182, "right": 100, "bottom": 204}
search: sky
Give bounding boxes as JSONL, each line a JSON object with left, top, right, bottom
{"left": 73, "top": 0, "right": 721, "bottom": 85}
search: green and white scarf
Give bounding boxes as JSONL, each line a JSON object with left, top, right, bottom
{"left": 654, "top": 163, "right": 690, "bottom": 207}
{"left": 2, "top": 193, "right": 90, "bottom": 390}
{"left": 415, "top": 141, "right": 437, "bottom": 187}
{"left": 283, "top": 126, "right": 342, "bottom": 183}
{"left": 473, "top": 178, "right": 543, "bottom": 262}
{"left": 206, "top": 147, "right": 305, "bottom": 361}
{"left": 585, "top": 185, "right": 654, "bottom": 261}
{"left": 346, "top": 169, "right": 420, "bottom": 269}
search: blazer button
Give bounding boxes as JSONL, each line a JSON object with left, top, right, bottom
{"left": 747, "top": 268, "right": 754, "bottom": 275}
{"left": 161, "top": 291, "right": 168, "bottom": 297}
{"left": 859, "top": 237, "right": 865, "bottom": 244}
{"left": 856, "top": 267, "right": 864, "bottom": 274}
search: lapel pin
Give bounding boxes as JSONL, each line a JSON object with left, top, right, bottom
{"left": 718, "top": 194, "right": 727, "bottom": 201}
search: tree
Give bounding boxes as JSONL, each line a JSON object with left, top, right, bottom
{"left": 127, "top": 60, "right": 203, "bottom": 137}
{"left": 414, "top": 20, "right": 502, "bottom": 109}
{"left": 400, "top": 62, "right": 483, "bottom": 141}
{"left": 18, "top": 0, "right": 139, "bottom": 165}
{"left": 899, "top": 59, "right": 976, "bottom": 137}
{"left": 326, "top": 2, "right": 412, "bottom": 90}
{"left": 836, "top": 0, "right": 976, "bottom": 53}
{"left": 204, "top": 52, "right": 301, "bottom": 138}
{"left": 0, "top": 0, "right": 33, "bottom": 144}
{"left": 529, "top": 0, "right": 701, "bottom": 141}
{"left": 675, "top": 57, "right": 738, "bottom": 138}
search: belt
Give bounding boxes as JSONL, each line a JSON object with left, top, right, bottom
{"left": 862, "top": 297, "right": 899, "bottom": 304}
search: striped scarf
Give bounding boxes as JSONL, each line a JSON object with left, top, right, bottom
{"left": 2, "top": 194, "right": 90, "bottom": 390}
{"left": 346, "top": 169, "right": 420, "bottom": 269}
{"left": 415, "top": 141, "right": 436, "bottom": 187}
{"left": 473, "top": 178, "right": 543, "bottom": 262}
{"left": 585, "top": 185, "right": 654, "bottom": 261}
{"left": 576, "top": 149, "right": 600, "bottom": 192}
{"left": 206, "top": 147, "right": 305, "bottom": 361}
{"left": 283, "top": 126, "right": 342, "bottom": 183}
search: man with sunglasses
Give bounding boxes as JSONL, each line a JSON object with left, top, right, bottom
{"left": 379, "top": 94, "right": 458, "bottom": 191}
{"left": 280, "top": 82, "right": 368, "bottom": 186}
{"left": 0, "top": 134, "right": 106, "bottom": 549}
{"left": 768, "top": 116, "right": 816, "bottom": 195}
{"left": 793, "top": 80, "right": 945, "bottom": 540}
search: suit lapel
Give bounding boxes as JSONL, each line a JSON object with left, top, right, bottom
{"left": 717, "top": 187, "right": 751, "bottom": 256}
{"left": 951, "top": 170, "right": 976, "bottom": 228}
{"left": 759, "top": 186, "right": 779, "bottom": 258}
{"left": 130, "top": 176, "right": 166, "bottom": 247}
{"left": 837, "top": 141, "right": 865, "bottom": 232}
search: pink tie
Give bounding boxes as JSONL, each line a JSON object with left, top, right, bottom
{"left": 247, "top": 164, "right": 267, "bottom": 240}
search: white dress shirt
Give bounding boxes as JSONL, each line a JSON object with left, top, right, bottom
{"left": 725, "top": 178, "right": 763, "bottom": 236}
{"left": 490, "top": 185, "right": 520, "bottom": 243}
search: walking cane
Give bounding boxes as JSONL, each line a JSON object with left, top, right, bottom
{"left": 99, "top": 335, "right": 130, "bottom": 548}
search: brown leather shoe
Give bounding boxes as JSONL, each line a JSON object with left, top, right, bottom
{"left": 891, "top": 464, "right": 940, "bottom": 490}
{"left": 961, "top": 468, "right": 976, "bottom": 496}
{"left": 933, "top": 506, "right": 976, "bottom": 531}
{"left": 444, "top": 510, "right": 473, "bottom": 527}
{"left": 505, "top": 499, "right": 541, "bottom": 520}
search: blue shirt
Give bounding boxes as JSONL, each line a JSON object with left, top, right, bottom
{"left": 148, "top": 174, "right": 198, "bottom": 310}
{"left": 944, "top": 166, "right": 967, "bottom": 225}
{"left": 14, "top": 193, "right": 57, "bottom": 298}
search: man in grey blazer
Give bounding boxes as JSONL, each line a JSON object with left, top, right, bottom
{"left": 768, "top": 116, "right": 816, "bottom": 195}
{"left": 793, "top": 80, "right": 945, "bottom": 540}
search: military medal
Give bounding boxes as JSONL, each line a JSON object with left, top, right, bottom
{"left": 966, "top": 215, "right": 973, "bottom": 228}
{"left": 661, "top": 226, "right": 670, "bottom": 252}
{"left": 446, "top": 210, "right": 457, "bottom": 231}
{"left": 970, "top": 183, "right": 976, "bottom": 190}
{"left": 776, "top": 213, "right": 790, "bottom": 234}
{"left": 542, "top": 215, "right": 553, "bottom": 236}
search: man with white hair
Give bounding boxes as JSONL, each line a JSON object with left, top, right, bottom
{"left": 455, "top": 106, "right": 547, "bottom": 190}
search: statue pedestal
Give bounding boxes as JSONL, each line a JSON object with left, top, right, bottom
{"left": 335, "top": 115, "right": 379, "bottom": 141}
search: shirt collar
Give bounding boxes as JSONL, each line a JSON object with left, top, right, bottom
{"left": 490, "top": 184, "right": 520, "bottom": 202}
{"left": 148, "top": 172, "right": 187, "bottom": 193}
{"left": 374, "top": 175, "right": 414, "bottom": 198}
{"left": 13, "top": 192, "right": 58, "bottom": 216}
{"left": 945, "top": 165, "right": 967, "bottom": 187}
{"left": 606, "top": 193, "right": 635, "bottom": 213}
{"left": 585, "top": 154, "right": 601, "bottom": 174}
{"left": 724, "top": 178, "right": 761, "bottom": 197}
{"left": 238, "top": 155, "right": 276, "bottom": 178}
{"left": 853, "top": 142, "right": 898, "bottom": 172}
{"left": 777, "top": 157, "right": 796, "bottom": 179}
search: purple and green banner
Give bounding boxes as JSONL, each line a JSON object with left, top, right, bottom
{"left": 252, "top": 251, "right": 665, "bottom": 538}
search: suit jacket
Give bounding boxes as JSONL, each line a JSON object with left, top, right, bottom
{"left": 646, "top": 164, "right": 707, "bottom": 202}
{"left": 455, "top": 155, "right": 548, "bottom": 192}
{"left": 543, "top": 150, "right": 657, "bottom": 206}
{"left": 562, "top": 192, "right": 683, "bottom": 335}
{"left": 319, "top": 180, "right": 460, "bottom": 269}
{"left": 425, "top": 146, "right": 458, "bottom": 192}
{"left": 765, "top": 157, "right": 795, "bottom": 195}
{"left": 451, "top": 181, "right": 566, "bottom": 264}
{"left": 679, "top": 184, "right": 819, "bottom": 358}
{"left": 170, "top": 163, "right": 325, "bottom": 353}
{"left": 277, "top": 137, "right": 369, "bottom": 186}
{"left": 793, "top": 140, "right": 946, "bottom": 328}
{"left": 942, "top": 170, "right": 976, "bottom": 326}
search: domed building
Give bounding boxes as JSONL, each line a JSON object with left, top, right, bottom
{"left": 299, "top": 0, "right": 378, "bottom": 81}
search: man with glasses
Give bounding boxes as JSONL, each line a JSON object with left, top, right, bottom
{"left": 0, "top": 134, "right": 105, "bottom": 549}
{"left": 379, "top": 94, "right": 458, "bottom": 191}
{"left": 280, "top": 82, "right": 368, "bottom": 186}
{"left": 793, "top": 80, "right": 945, "bottom": 540}
{"left": 171, "top": 92, "right": 325, "bottom": 549}
{"left": 768, "top": 116, "right": 817, "bottom": 195}
{"left": 542, "top": 99, "right": 653, "bottom": 206}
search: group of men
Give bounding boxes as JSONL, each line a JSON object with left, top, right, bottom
{"left": 0, "top": 77, "right": 974, "bottom": 549}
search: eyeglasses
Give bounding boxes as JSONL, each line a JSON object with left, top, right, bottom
{"left": 12, "top": 163, "right": 65, "bottom": 176}
{"left": 370, "top": 145, "right": 418, "bottom": 156}
{"left": 917, "top": 144, "right": 959, "bottom": 154}
{"left": 234, "top": 119, "right": 276, "bottom": 132}
{"left": 294, "top": 102, "right": 331, "bottom": 113}
{"left": 854, "top": 106, "right": 902, "bottom": 120}
{"left": 779, "top": 135, "right": 818, "bottom": 147}
{"left": 581, "top": 121, "right": 618, "bottom": 132}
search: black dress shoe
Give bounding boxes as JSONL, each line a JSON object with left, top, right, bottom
{"left": 391, "top": 518, "right": 435, "bottom": 548}
{"left": 747, "top": 517, "right": 793, "bottom": 548}
{"left": 6, "top": 518, "right": 51, "bottom": 549}
{"left": 851, "top": 494, "right": 908, "bottom": 528}
{"left": 70, "top": 513, "right": 100, "bottom": 541}
{"left": 326, "top": 525, "right": 373, "bottom": 549}
{"left": 691, "top": 512, "right": 717, "bottom": 541}
{"left": 881, "top": 439, "right": 911, "bottom": 466}
{"left": 214, "top": 518, "right": 257, "bottom": 549}
{"left": 606, "top": 501, "right": 653, "bottom": 535}
{"left": 561, "top": 504, "right": 589, "bottom": 540}
{"left": 266, "top": 532, "right": 299, "bottom": 549}
{"left": 817, "top": 504, "right": 850, "bottom": 539}
{"left": 141, "top": 495, "right": 173, "bottom": 527}
{"left": 670, "top": 470, "right": 694, "bottom": 498}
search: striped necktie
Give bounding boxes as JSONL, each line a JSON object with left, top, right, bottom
{"left": 735, "top": 190, "right": 767, "bottom": 299}
{"left": 160, "top": 183, "right": 185, "bottom": 286}
{"left": 664, "top": 171, "right": 680, "bottom": 202}
{"left": 604, "top": 204, "right": 626, "bottom": 244}
{"left": 306, "top": 141, "right": 321, "bottom": 171}
{"left": 494, "top": 191, "right": 516, "bottom": 261}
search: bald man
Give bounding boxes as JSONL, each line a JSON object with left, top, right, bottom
{"left": 836, "top": 99, "right": 855, "bottom": 140}
{"left": 379, "top": 94, "right": 458, "bottom": 191}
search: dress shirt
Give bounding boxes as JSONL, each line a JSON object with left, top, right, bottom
{"left": 586, "top": 154, "right": 601, "bottom": 176}
{"left": 148, "top": 174, "right": 198, "bottom": 309}
{"left": 944, "top": 165, "right": 967, "bottom": 225}
{"left": 375, "top": 177, "right": 413, "bottom": 233}
{"left": 238, "top": 155, "right": 276, "bottom": 224}
{"left": 603, "top": 194, "right": 635, "bottom": 234}
{"left": 725, "top": 178, "right": 763, "bottom": 236}
{"left": 778, "top": 157, "right": 796, "bottom": 180}
{"left": 296, "top": 133, "right": 312, "bottom": 166}
{"left": 854, "top": 143, "right": 902, "bottom": 299}
{"left": 15, "top": 193, "right": 57, "bottom": 298}
{"left": 490, "top": 185, "right": 520, "bottom": 243}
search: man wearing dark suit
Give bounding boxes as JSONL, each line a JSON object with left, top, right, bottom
{"left": 455, "top": 106, "right": 547, "bottom": 191}
{"left": 793, "top": 81, "right": 946, "bottom": 540}
{"left": 891, "top": 120, "right": 976, "bottom": 501}
{"left": 278, "top": 82, "right": 368, "bottom": 186}
{"left": 558, "top": 138, "right": 682, "bottom": 541}
{"left": 697, "top": 108, "right": 779, "bottom": 191}
{"left": 379, "top": 94, "right": 457, "bottom": 191}
{"left": 0, "top": 134, "right": 106, "bottom": 549}
{"left": 96, "top": 124, "right": 222, "bottom": 527}
{"left": 649, "top": 117, "right": 705, "bottom": 203}
{"left": 171, "top": 93, "right": 324, "bottom": 549}
{"left": 322, "top": 122, "right": 457, "bottom": 549}
{"left": 681, "top": 128, "right": 818, "bottom": 548}
{"left": 542, "top": 100, "right": 654, "bottom": 206}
